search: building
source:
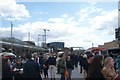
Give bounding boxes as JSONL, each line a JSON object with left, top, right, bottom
{"left": 47, "top": 42, "right": 64, "bottom": 52}
{"left": 115, "top": 1, "right": 120, "bottom": 46}
{"left": 1, "top": 37, "right": 46, "bottom": 56}
{"left": 115, "top": 28, "right": 120, "bottom": 41}
{"left": 98, "top": 40, "right": 118, "bottom": 49}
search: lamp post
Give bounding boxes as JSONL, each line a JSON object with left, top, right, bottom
{"left": 92, "top": 43, "right": 94, "bottom": 52}
{"left": 42, "top": 29, "right": 50, "bottom": 48}
{"left": 28, "top": 32, "right": 30, "bottom": 53}
{"left": 38, "top": 34, "right": 45, "bottom": 48}
{"left": 38, "top": 34, "right": 40, "bottom": 47}
{"left": 92, "top": 43, "right": 94, "bottom": 48}
{"left": 10, "top": 22, "right": 13, "bottom": 52}
{"left": 38, "top": 34, "right": 40, "bottom": 54}
{"left": 43, "top": 29, "right": 50, "bottom": 44}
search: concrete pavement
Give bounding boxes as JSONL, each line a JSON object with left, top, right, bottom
{"left": 41, "top": 65, "right": 84, "bottom": 79}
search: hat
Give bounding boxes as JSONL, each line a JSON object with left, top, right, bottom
{"left": 83, "top": 54, "right": 87, "bottom": 58}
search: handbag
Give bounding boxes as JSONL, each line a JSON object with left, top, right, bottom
{"left": 64, "top": 68, "right": 69, "bottom": 78}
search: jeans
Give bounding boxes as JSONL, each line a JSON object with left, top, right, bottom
{"left": 61, "top": 73, "right": 65, "bottom": 80}
{"left": 67, "top": 69, "right": 72, "bottom": 80}
{"left": 49, "top": 65, "right": 56, "bottom": 79}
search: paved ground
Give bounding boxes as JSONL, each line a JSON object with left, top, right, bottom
{"left": 41, "top": 65, "right": 84, "bottom": 80}
{"left": 0, "top": 62, "right": 84, "bottom": 80}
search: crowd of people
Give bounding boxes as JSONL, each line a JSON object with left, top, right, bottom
{"left": 1, "top": 50, "right": 120, "bottom": 80}
{"left": 80, "top": 52, "right": 120, "bottom": 80}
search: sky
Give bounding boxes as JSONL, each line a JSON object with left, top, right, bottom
{"left": 0, "top": 0, "right": 119, "bottom": 49}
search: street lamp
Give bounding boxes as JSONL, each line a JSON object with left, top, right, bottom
{"left": 10, "top": 22, "right": 13, "bottom": 52}
{"left": 38, "top": 34, "right": 41, "bottom": 47}
{"left": 43, "top": 29, "right": 50, "bottom": 44}
{"left": 92, "top": 43, "right": 94, "bottom": 52}
{"left": 92, "top": 43, "right": 94, "bottom": 48}
{"left": 28, "top": 32, "right": 30, "bottom": 53}
{"left": 38, "top": 29, "right": 50, "bottom": 48}
{"left": 38, "top": 35, "right": 39, "bottom": 47}
{"left": 38, "top": 34, "right": 40, "bottom": 54}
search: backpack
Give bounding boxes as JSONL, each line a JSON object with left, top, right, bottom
{"left": 58, "top": 59, "right": 65, "bottom": 69}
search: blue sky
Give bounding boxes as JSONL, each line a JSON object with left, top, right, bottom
{"left": 2, "top": 2, "right": 117, "bottom": 27}
{"left": 0, "top": 0, "right": 119, "bottom": 49}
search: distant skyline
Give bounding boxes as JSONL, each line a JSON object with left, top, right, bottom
{"left": 0, "top": 0, "right": 118, "bottom": 49}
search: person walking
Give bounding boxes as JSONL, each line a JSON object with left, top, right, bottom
{"left": 78, "top": 53, "right": 84, "bottom": 73}
{"left": 56, "top": 54, "right": 61, "bottom": 74}
{"left": 82, "top": 53, "right": 93, "bottom": 79}
{"left": 39, "top": 54, "right": 44, "bottom": 74}
{"left": 12, "top": 58, "right": 23, "bottom": 80}
{"left": 43, "top": 56, "right": 49, "bottom": 79}
{"left": 57, "top": 54, "right": 66, "bottom": 80}
{"left": 23, "top": 53, "right": 41, "bottom": 80}
{"left": 87, "top": 55, "right": 105, "bottom": 80}
{"left": 66, "top": 56, "right": 74, "bottom": 80}
{"left": 74, "top": 54, "right": 79, "bottom": 68}
{"left": 48, "top": 53, "right": 56, "bottom": 80}
{"left": 2, "top": 58, "right": 13, "bottom": 80}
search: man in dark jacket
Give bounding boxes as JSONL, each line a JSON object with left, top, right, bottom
{"left": 2, "top": 58, "right": 13, "bottom": 80}
{"left": 23, "top": 53, "right": 41, "bottom": 80}
{"left": 12, "top": 58, "right": 23, "bottom": 80}
{"left": 39, "top": 54, "right": 44, "bottom": 74}
{"left": 74, "top": 54, "right": 79, "bottom": 68}
{"left": 79, "top": 54, "right": 84, "bottom": 73}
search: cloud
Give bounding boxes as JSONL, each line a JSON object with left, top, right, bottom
{"left": 76, "top": 6, "right": 103, "bottom": 22}
{"left": 32, "top": 12, "right": 48, "bottom": 15}
{"left": 90, "top": 9, "right": 118, "bottom": 33}
{"left": 61, "top": 14, "right": 69, "bottom": 18}
{"left": 0, "top": 0, "right": 30, "bottom": 20}
{"left": 48, "top": 18, "right": 65, "bottom": 23}
{"left": 16, "top": 0, "right": 118, "bottom": 2}
{"left": 1, "top": 3, "right": 118, "bottom": 49}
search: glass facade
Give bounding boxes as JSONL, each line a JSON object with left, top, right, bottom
{"left": 47, "top": 42, "right": 64, "bottom": 49}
